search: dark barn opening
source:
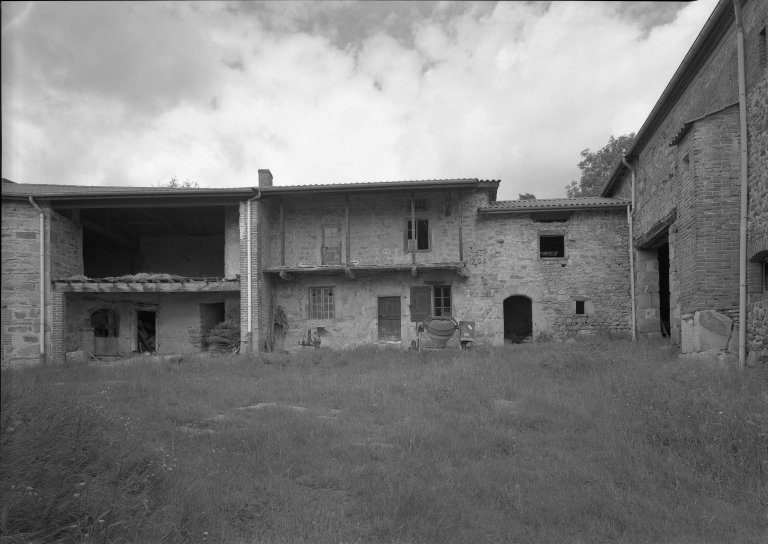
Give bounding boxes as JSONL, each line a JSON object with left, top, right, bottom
{"left": 503, "top": 296, "right": 532, "bottom": 343}
{"left": 137, "top": 311, "right": 157, "bottom": 352}
{"left": 658, "top": 243, "right": 670, "bottom": 337}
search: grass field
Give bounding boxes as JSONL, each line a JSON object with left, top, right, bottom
{"left": 1, "top": 339, "right": 766, "bottom": 543}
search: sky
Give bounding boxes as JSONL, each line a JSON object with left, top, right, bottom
{"left": 1, "top": 0, "right": 719, "bottom": 200}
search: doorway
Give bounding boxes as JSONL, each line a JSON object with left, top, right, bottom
{"left": 658, "top": 243, "right": 670, "bottom": 337}
{"left": 91, "top": 308, "right": 120, "bottom": 356}
{"left": 378, "top": 297, "right": 401, "bottom": 342}
{"left": 200, "top": 302, "right": 225, "bottom": 350}
{"left": 137, "top": 311, "right": 157, "bottom": 352}
{"left": 503, "top": 296, "right": 532, "bottom": 343}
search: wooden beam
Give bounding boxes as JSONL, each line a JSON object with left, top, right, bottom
{"left": 140, "top": 209, "right": 182, "bottom": 235}
{"left": 344, "top": 266, "right": 356, "bottom": 280}
{"left": 279, "top": 271, "right": 296, "bottom": 282}
{"left": 345, "top": 195, "right": 351, "bottom": 265}
{"left": 280, "top": 199, "right": 285, "bottom": 266}
{"left": 109, "top": 210, "right": 139, "bottom": 244}
{"left": 79, "top": 217, "right": 139, "bottom": 251}
{"left": 52, "top": 280, "right": 239, "bottom": 293}
{"left": 458, "top": 190, "right": 463, "bottom": 262}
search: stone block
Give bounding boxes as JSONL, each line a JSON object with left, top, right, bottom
{"left": 637, "top": 317, "right": 660, "bottom": 333}
{"left": 745, "top": 350, "right": 758, "bottom": 367}
{"left": 636, "top": 293, "right": 652, "bottom": 309}
{"left": 693, "top": 310, "right": 732, "bottom": 352}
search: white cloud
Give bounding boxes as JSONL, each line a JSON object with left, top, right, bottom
{"left": 1, "top": 0, "right": 718, "bottom": 198}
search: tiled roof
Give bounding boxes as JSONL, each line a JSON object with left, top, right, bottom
{"left": 1, "top": 180, "right": 245, "bottom": 196}
{"left": 480, "top": 197, "right": 630, "bottom": 213}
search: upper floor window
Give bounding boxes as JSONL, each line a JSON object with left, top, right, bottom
{"left": 322, "top": 225, "right": 341, "bottom": 265}
{"left": 407, "top": 198, "right": 428, "bottom": 212}
{"left": 309, "top": 287, "right": 334, "bottom": 319}
{"left": 406, "top": 218, "right": 430, "bottom": 251}
{"left": 540, "top": 235, "right": 565, "bottom": 258}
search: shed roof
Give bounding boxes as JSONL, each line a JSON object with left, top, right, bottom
{"left": 479, "top": 197, "right": 629, "bottom": 214}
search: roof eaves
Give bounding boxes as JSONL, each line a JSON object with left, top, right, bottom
{"left": 600, "top": 0, "right": 733, "bottom": 197}
{"left": 256, "top": 178, "right": 481, "bottom": 195}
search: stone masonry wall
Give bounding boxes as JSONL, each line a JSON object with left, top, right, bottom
{"left": 269, "top": 191, "right": 464, "bottom": 268}
{"left": 2, "top": 202, "right": 44, "bottom": 365}
{"left": 64, "top": 292, "right": 239, "bottom": 356}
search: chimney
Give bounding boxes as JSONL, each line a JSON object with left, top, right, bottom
{"left": 258, "top": 169, "right": 273, "bottom": 187}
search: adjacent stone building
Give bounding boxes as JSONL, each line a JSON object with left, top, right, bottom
{"left": 600, "top": 0, "right": 767, "bottom": 364}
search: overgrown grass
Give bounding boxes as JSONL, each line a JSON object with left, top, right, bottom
{"left": 1, "top": 340, "right": 766, "bottom": 543}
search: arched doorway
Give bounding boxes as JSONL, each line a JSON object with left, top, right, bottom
{"left": 503, "top": 296, "right": 532, "bottom": 343}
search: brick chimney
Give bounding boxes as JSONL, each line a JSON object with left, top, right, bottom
{"left": 258, "top": 169, "right": 273, "bottom": 187}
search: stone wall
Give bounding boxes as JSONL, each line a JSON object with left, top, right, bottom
{"left": 64, "top": 292, "right": 239, "bottom": 356}
{"left": 269, "top": 191, "right": 463, "bottom": 268}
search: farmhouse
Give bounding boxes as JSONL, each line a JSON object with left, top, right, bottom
{"left": 1, "top": 0, "right": 766, "bottom": 367}
{"left": 1, "top": 173, "right": 631, "bottom": 364}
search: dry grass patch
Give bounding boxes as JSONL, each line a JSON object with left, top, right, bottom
{"left": 1, "top": 340, "right": 766, "bottom": 543}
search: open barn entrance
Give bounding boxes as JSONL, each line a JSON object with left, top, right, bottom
{"left": 658, "top": 243, "right": 670, "bottom": 337}
{"left": 504, "top": 296, "right": 532, "bottom": 343}
{"left": 137, "top": 311, "right": 157, "bottom": 353}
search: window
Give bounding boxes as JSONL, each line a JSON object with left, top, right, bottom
{"left": 322, "top": 225, "right": 341, "bottom": 265}
{"left": 434, "top": 286, "right": 451, "bottom": 317}
{"left": 309, "top": 287, "right": 334, "bottom": 319}
{"left": 576, "top": 301, "right": 585, "bottom": 315}
{"left": 406, "top": 218, "right": 430, "bottom": 251}
{"left": 407, "top": 198, "right": 428, "bottom": 212}
{"left": 540, "top": 235, "right": 565, "bottom": 258}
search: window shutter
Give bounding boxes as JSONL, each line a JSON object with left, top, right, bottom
{"left": 410, "top": 286, "right": 432, "bottom": 322}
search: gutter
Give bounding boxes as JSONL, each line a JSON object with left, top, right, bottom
{"left": 733, "top": 0, "right": 747, "bottom": 368}
{"left": 28, "top": 197, "right": 46, "bottom": 364}
{"left": 246, "top": 190, "right": 262, "bottom": 353}
{"left": 621, "top": 153, "right": 637, "bottom": 342}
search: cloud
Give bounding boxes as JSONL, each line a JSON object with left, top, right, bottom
{"left": 1, "top": 0, "right": 718, "bottom": 198}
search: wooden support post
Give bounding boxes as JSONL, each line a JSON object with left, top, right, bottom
{"left": 344, "top": 266, "right": 356, "bottom": 280}
{"left": 279, "top": 271, "right": 296, "bottom": 282}
{"left": 410, "top": 192, "right": 416, "bottom": 265}
{"left": 458, "top": 190, "right": 463, "bottom": 262}
{"left": 345, "top": 195, "right": 350, "bottom": 265}
{"left": 280, "top": 199, "right": 285, "bottom": 266}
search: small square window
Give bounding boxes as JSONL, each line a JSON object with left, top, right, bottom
{"left": 540, "top": 235, "right": 565, "bottom": 258}
{"left": 407, "top": 198, "right": 428, "bottom": 212}
{"left": 576, "top": 301, "right": 585, "bottom": 315}
{"left": 406, "top": 218, "right": 430, "bottom": 251}
{"left": 309, "top": 287, "right": 334, "bottom": 319}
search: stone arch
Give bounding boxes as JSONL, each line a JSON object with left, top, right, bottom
{"left": 489, "top": 286, "right": 544, "bottom": 345}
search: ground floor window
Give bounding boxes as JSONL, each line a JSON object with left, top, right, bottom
{"left": 434, "top": 286, "right": 451, "bottom": 316}
{"left": 309, "top": 287, "right": 334, "bottom": 319}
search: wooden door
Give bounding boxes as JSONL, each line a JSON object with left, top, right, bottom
{"left": 378, "top": 297, "right": 401, "bottom": 341}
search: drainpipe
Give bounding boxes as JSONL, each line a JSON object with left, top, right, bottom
{"left": 733, "top": 0, "right": 748, "bottom": 368}
{"left": 246, "top": 190, "right": 262, "bottom": 353}
{"left": 621, "top": 153, "right": 637, "bottom": 341}
{"left": 28, "top": 197, "right": 46, "bottom": 363}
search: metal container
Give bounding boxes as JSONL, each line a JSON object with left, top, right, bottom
{"left": 459, "top": 321, "right": 475, "bottom": 341}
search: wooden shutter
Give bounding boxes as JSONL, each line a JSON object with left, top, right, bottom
{"left": 410, "top": 286, "right": 432, "bottom": 322}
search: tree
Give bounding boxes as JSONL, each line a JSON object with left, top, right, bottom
{"left": 518, "top": 193, "right": 536, "bottom": 200}
{"left": 565, "top": 133, "right": 635, "bottom": 198}
{"left": 156, "top": 176, "right": 200, "bottom": 189}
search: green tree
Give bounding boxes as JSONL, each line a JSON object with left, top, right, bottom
{"left": 156, "top": 176, "right": 200, "bottom": 189}
{"left": 518, "top": 193, "right": 536, "bottom": 200}
{"left": 565, "top": 133, "right": 635, "bottom": 198}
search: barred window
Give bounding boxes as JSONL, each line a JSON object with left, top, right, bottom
{"left": 309, "top": 287, "right": 334, "bottom": 319}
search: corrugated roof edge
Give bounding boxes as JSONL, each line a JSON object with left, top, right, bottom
{"left": 600, "top": 0, "right": 731, "bottom": 197}
{"left": 2, "top": 182, "right": 257, "bottom": 199}
{"left": 479, "top": 197, "right": 630, "bottom": 213}
{"left": 257, "top": 178, "right": 494, "bottom": 195}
